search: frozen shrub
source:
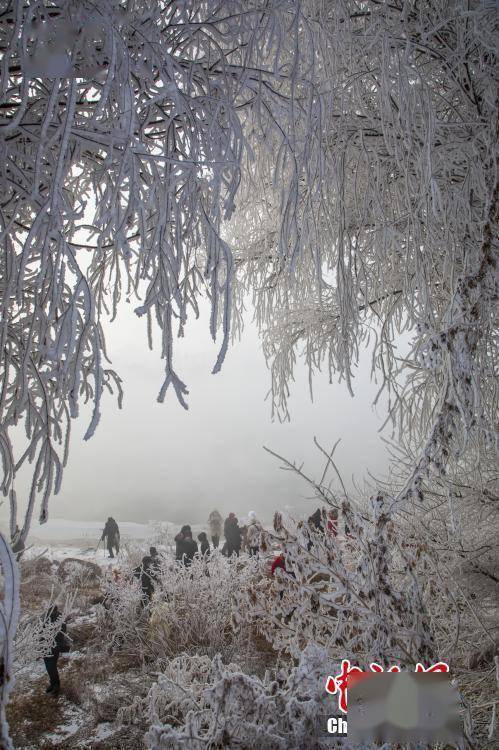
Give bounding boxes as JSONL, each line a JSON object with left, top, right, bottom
{"left": 148, "top": 552, "right": 256, "bottom": 662}
{"left": 235, "top": 497, "right": 439, "bottom": 669}
{"left": 144, "top": 644, "right": 334, "bottom": 750}
{"left": 95, "top": 574, "right": 146, "bottom": 661}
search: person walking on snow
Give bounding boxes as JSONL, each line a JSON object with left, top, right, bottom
{"left": 224, "top": 513, "right": 242, "bottom": 557}
{"left": 101, "top": 516, "right": 120, "bottom": 558}
{"left": 208, "top": 510, "right": 223, "bottom": 548}
{"left": 246, "top": 511, "right": 262, "bottom": 556}
{"left": 43, "top": 605, "right": 69, "bottom": 695}
{"left": 134, "top": 554, "right": 155, "bottom": 604}
{"left": 174, "top": 525, "right": 198, "bottom": 566}
{"left": 197, "top": 532, "right": 210, "bottom": 556}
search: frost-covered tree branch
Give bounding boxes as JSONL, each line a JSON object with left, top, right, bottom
{"left": 0, "top": 0, "right": 322, "bottom": 540}
{"left": 229, "top": 0, "right": 498, "bottom": 496}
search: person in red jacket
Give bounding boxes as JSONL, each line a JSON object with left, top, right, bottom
{"left": 271, "top": 553, "right": 286, "bottom": 576}
{"left": 327, "top": 508, "right": 339, "bottom": 536}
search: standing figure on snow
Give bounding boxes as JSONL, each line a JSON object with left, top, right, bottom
{"left": 134, "top": 554, "right": 155, "bottom": 604}
{"left": 197, "top": 532, "right": 210, "bottom": 556}
{"left": 207, "top": 509, "right": 223, "bottom": 548}
{"left": 42, "top": 605, "right": 69, "bottom": 695}
{"left": 149, "top": 546, "right": 161, "bottom": 577}
{"left": 308, "top": 508, "right": 324, "bottom": 532}
{"left": 224, "top": 513, "right": 243, "bottom": 557}
{"left": 101, "top": 516, "right": 120, "bottom": 558}
{"left": 246, "top": 511, "right": 262, "bottom": 556}
{"left": 174, "top": 525, "right": 198, "bottom": 566}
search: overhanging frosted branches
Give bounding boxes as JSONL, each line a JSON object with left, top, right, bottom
{"left": 230, "top": 0, "right": 498, "bottom": 490}
{"left": 0, "top": 0, "right": 321, "bottom": 537}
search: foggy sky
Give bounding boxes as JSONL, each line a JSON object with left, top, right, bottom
{"left": 5, "top": 302, "right": 392, "bottom": 531}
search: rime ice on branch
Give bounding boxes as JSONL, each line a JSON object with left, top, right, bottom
{"left": 0, "top": 0, "right": 322, "bottom": 539}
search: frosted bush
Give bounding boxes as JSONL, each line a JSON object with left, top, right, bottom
{"left": 14, "top": 590, "right": 75, "bottom": 672}
{"left": 145, "top": 643, "right": 334, "bottom": 750}
{"left": 148, "top": 552, "right": 257, "bottom": 662}
{"left": 0, "top": 3, "right": 496, "bottom": 746}
{"left": 119, "top": 539, "right": 148, "bottom": 569}
{"left": 118, "top": 653, "right": 240, "bottom": 727}
{"left": 14, "top": 612, "right": 66, "bottom": 671}
{"left": 96, "top": 551, "right": 256, "bottom": 664}
{"left": 96, "top": 574, "right": 146, "bottom": 660}
{"left": 235, "top": 498, "right": 439, "bottom": 669}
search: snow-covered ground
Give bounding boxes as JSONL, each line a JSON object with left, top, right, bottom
{"left": 28, "top": 518, "right": 153, "bottom": 543}
{"left": 22, "top": 517, "right": 226, "bottom": 564}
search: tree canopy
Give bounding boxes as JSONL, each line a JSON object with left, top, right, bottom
{"left": 0, "top": 0, "right": 497, "bottom": 538}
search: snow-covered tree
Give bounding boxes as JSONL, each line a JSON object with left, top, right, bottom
{"left": 1, "top": 0, "right": 496, "bottom": 543}
{"left": 0, "top": 0, "right": 323, "bottom": 542}
{"left": 0, "top": 2, "right": 497, "bottom": 746}
{"left": 229, "top": 0, "right": 498, "bottom": 503}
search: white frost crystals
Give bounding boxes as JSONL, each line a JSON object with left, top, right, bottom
{"left": 0, "top": 0, "right": 322, "bottom": 544}
{"left": 1, "top": 1, "right": 497, "bottom": 543}
{"left": 144, "top": 644, "right": 334, "bottom": 750}
{"left": 0, "top": 2, "right": 498, "bottom": 748}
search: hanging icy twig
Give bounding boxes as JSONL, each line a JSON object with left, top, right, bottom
{"left": 0, "top": 0, "right": 321, "bottom": 537}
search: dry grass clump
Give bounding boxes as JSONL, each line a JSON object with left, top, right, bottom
{"left": 20, "top": 562, "right": 60, "bottom": 611}
{"left": 91, "top": 726, "right": 147, "bottom": 750}
{"left": 7, "top": 678, "right": 63, "bottom": 747}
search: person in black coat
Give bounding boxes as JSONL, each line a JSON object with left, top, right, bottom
{"left": 101, "top": 516, "right": 120, "bottom": 558}
{"left": 224, "top": 513, "right": 242, "bottom": 557}
{"left": 174, "top": 525, "right": 198, "bottom": 566}
{"left": 134, "top": 555, "right": 155, "bottom": 604}
{"left": 308, "top": 508, "right": 324, "bottom": 532}
{"left": 149, "top": 546, "right": 161, "bottom": 579}
{"left": 197, "top": 532, "right": 210, "bottom": 557}
{"left": 43, "top": 605, "right": 68, "bottom": 695}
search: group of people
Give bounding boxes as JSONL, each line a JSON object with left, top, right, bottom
{"left": 208, "top": 509, "right": 262, "bottom": 557}
{"left": 42, "top": 505, "right": 344, "bottom": 696}
{"left": 174, "top": 510, "right": 263, "bottom": 564}
{"left": 128, "top": 512, "right": 263, "bottom": 605}
{"left": 99, "top": 511, "right": 263, "bottom": 563}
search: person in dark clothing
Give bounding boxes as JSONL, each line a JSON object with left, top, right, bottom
{"left": 224, "top": 513, "right": 242, "bottom": 557}
{"left": 43, "top": 605, "right": 68, "bottom": 695}
{"left": 308, "top": 508, "right": 324, "bottom": 532}
{"left": 306, "top": 508, "right": 324, "bottom": 550}
{"left": 149, "top": 546, "right": 161, "bottom": 579}
{"left": 197, "top": 532, "right": 210, "bottom": 556}
{"left": 101, "top": 516, "right": 120, "bottom": 558}
{"left": 134, "top": 555, "right": 155, "bottom": 604}
{"left": 270, "top": 552, "right": 296, "bottom": 600}
{"left": 174, "top": 525, "right": 198, "bottom": 566}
